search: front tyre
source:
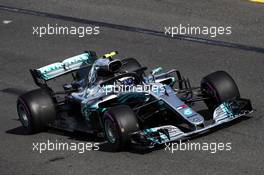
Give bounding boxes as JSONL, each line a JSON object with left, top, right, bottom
{"left": 103, "top": 105, "right": 139, "bottom": 151}
{"left": 201, "top": 71, "right": 240, "bottom": 110}
{"left": 17, "top": 88, "right": 56, "bottom": 134}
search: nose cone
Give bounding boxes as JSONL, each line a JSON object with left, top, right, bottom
{"left": 177, "top": 105, "right": 204, "bottom": 125}
{"left": 188, "top": 114, "right": 204, "bottom": 125}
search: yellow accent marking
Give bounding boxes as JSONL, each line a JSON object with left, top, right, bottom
{"left": 104, "top": 51, "right": 118, "bottom": 58}
{"left": 249, "top": 0, "right": 264, "bottom": 3}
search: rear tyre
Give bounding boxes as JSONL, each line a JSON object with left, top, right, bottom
{"left": 103, "top": 105, "right": 139, "bottom": 151}
{"left": 17, "top": 88, "right": 56, "bottom": 134}
{"left": 201, "top": 71, "right": 240, "bottom": 110}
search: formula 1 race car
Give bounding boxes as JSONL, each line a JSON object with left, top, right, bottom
{"left": 17, "top": 51, "right": 253, "bottom": 151}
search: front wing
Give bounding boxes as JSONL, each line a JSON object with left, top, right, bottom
{"left": 131, "top": 98, "right": 253, "bottom": 147}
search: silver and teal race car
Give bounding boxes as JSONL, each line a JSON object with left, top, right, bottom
{"left": 17, "top": 51, "right": 253, "bottom": 151}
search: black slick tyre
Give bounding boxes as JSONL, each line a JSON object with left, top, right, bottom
{"left": 103, "top": 105, "right": 139, "bottom": 151}
{"left": 17, "top": 88, "right": 56, "bottom": 134}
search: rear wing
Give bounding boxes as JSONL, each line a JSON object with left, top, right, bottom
{"left": 30, "top": 51, "right": 97, "bottom": 87}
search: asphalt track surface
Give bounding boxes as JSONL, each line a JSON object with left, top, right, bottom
{"left": 0, "top": 1, "right": 264, "bottom": 175}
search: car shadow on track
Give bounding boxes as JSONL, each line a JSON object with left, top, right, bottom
{"left": 6, "top": 126, "right": 31, "bottom": 135}
{"left": 6, "top": 124, "right": 104, "bottom": 142}
{"left": 1, "top": 87, "right": 28, "bottom": 96}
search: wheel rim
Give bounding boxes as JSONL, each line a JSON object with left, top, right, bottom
{"left": 104, "top": 119, "right": 117, "bottom": 143}
{"left": 202, "top": 82, "right": 219, "bottom": 110}
{"left": 18, "top": 103, "right": 29, "bottom": 127}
